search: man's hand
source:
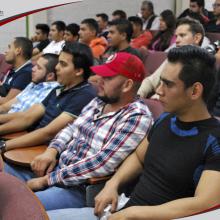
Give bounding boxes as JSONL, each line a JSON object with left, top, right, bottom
{"left": 31, "top": 148, "right": 57, "bottom": 177}
{"left": 108, "top": 207, "right": 137, "bottom": 220}
{"left": 94, "top": 181, "right": 119, "bottom": 217}
{"left": 27, "top": 175, "right": 48, "bottom": 191}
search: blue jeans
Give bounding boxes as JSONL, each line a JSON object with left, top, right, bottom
{"left": 4, "top": 162, "right": 86, "bottom": 210}
{"left": 47, "top": 208, "right": 98, "bottom": 220}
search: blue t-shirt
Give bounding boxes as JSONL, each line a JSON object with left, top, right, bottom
{"left": 1, "top": 61, "right": 32, "bottom": 96}
{"left": 28, "top": 81, "right": 96, "bottom": 131}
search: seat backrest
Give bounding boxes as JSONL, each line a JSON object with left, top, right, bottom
{"left": 143, "top": 98, "right": 164, "bottom": 120}
{"left": 143, "top": 50, "right": 167, "bottom": 77}
{"left": 0, "top": 172, "right": 49, "bottom": 220}
{"left": 206, "top": 32, "right": 220, "bottom": 44}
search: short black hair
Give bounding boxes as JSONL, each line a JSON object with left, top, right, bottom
{"left": 81, "top": 18, "right": 99, "bottom": 36}
{"left": 35, "top": 24, "right": 50, "bottom": 36}
{"left": 51, "top": 20, "right": 66, "bottom": 32}
{"left": 96, "top": 13, "right": 109, "bottom": 22}
{"left": 176, "top": 17, "right": 205, "bottom": 46}
{"left": 142, "top": 1, "right": 154, "bottom": 13}
{"left": 128, "top": 16, "right": 143, "bottom": 29}
{"left": 190, "top": 0, "right": 205, "bottom": 8}
{"left": 14, "top": 37, "right": 33, "bottom": 60}
{"left": 112, "top": 10, "right": 127, "bottom": 19}
{"left": 61, "top": 42, "right": 94, "bottom": 80}
{"left": 168, "top": 45, "right": 216, "bottom": 103}
{"left": 66, "top": 23, "right": 80, "bottom": 37}
{"left": 42, "top": 53, "right": 59, "bottom": 79}
{"left": 109, "top": 19, "right": 133, "bottom": 42}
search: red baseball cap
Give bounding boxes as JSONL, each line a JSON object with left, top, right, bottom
{"left": 90, "top": 52, "right": 145, "bottom": 82}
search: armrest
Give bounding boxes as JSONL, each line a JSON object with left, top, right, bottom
{"left": 3, "top": 145, "right": 47, "bottom": 167}
{"left": 86, "top": 175, "right": 112, "bottom": 185}
{"left": 1, "top": 131, "right": 28, "bottom": 140}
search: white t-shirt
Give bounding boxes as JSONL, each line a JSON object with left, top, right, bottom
{"left": 42, "top": 40, "right": 65, "bottom": 55}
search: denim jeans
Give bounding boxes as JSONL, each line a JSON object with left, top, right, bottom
{"left": 47, "top": 208, "right": 98, "bottom": 220}
{"left": 4, "top": 162, "right": 86, "bottom": 210}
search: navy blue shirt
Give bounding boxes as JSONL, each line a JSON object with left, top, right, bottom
{"left": 0, "top": 61, "right": 32, "bottom": 96}
{"left": 125, "top": 113, "right": 220, "bottom": 207}
{"left": 28, "top": 81, "right": 96, "bottom": 131}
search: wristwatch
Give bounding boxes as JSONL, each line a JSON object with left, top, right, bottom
{"left": 0, "top": 140, "right": 6, "bottom": 153}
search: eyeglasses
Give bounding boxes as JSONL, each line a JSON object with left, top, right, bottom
{"left": 213, "top": 3, "right": 220, "bottom": 8}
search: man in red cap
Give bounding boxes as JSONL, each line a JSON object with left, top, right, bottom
{"left": 5, "top": 52, "right": 153, "bottom": 211}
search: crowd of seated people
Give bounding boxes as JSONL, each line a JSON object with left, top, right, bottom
{"left": 1, "top": 1, "right": 220, "bottom": 219}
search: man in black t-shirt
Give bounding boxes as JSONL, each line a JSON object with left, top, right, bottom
{"left": 48, "top": 46, "right": 220, "bottom": 220}
{"left": 32, "top": 24, "right": 50, "bottom": 57}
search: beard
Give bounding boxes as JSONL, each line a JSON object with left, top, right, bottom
{"left": 98, "top": 95, "right": 119, "bottom": 104}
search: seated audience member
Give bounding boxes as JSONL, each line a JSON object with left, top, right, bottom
{"left": 64, "top": 23, "right": 80, "bottom": 43}
{"left": 89, "top": 19, "right": 142, "bottom": 88}
{"left": 42, "top": 21, "right": 66, "bottom": 55}
{"left": 79, "top": 18, "right": 108, "bottom": 60}
{"left": 0, "top": 54, "right": 59, "bottom": 114}
{"left": 0, "top": 37, "right": 33, "bottom": 104}
{"left": 0, "top": 54, "right": 11, "bottom": 82}
{"left": 102, "top": 19, "right": 142, "bottom": 62}
{"left": 205, "top": 0, "right": 220, "bottom": 33}
{"left": 96, "top": 13, "right": 109, "bottom": 39}
{"left": 178, "top": 0, "right": 212, "bottom": 24}
{"left": 32, "top": 24, "right": 50, "bottom": 57}
{"left": 138, "top": 18, "right": 205, "bottom": 98}
{"left": 148, "top": 10, "right": 176, "bottom": 51}
{"left": 128, "top": 16, "right": 153, "bottom": 49}
{"left": 111, "top": 10, "right": 127, "bottom": 21}
{"left": 0, "top": 42, "right": 96, "bottom": 149}
{"left": 139, "top": 0, "right": 160, "bottom": 31}
{"left": 5, "top": 52, "right": 153, "bottom": 211}
{"left": 48, "top": 45, "right": 220, "bottom": 220}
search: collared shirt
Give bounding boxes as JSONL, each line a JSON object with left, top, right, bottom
{"left": 28, "top": 81, "right": 96, "bottom": 131}
{"left": 8, "top": 81, "right": 59, "bottom": 113}
{"left": 1, "top": 61, "right": 32, "bottom": 96}
{"left": 48, "top": 97, "right": 153, "bottom": 186}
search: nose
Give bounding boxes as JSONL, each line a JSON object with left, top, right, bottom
{"left": 155, "top": 83, "right": 164, "bottom": 97}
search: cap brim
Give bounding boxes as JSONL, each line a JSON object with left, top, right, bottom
{"left": 90, "top": 65, "right": 118, "bottom": 77}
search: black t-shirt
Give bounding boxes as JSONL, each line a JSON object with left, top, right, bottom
{"left": 205, "top": 19, "right": 220, "bottom": 33}
{"left": 35, "top": 39, "right": 50, "bottom": 52}
{"left": 126, "top": 113, "right": 220, "bottom": 207}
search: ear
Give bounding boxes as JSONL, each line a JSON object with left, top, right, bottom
{"left": 75, "top": 68, "right": 84, "bottom": 77}
{"left": 189, "top": 82, "right": 203, "bottom": 101}
{"left": 120, "top": 32, "right": 127, "bottom": 41}
{"left": 46, "top": 72, "right": 56, "bottom": 81}
{"left": 122, "top": 79, "right": 134, "bottom": 93}
{"left": 193, "top": 33, "right": 203, "bottom": 46}
{"left": 15, "top": 47, "right": 22, "bottom": 56}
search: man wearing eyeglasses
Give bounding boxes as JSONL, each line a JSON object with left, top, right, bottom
{"left": 205, "top": 0, "right": 220, "bottom": 33}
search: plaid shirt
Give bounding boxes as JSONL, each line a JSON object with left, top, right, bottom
{"left": 9, "top": 82, "right": 59, "bottom": 113}
{"left": 48, "top": 97, "right": 153, "bottom": 186}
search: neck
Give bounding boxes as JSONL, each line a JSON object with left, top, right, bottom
{"left": 133, "top": 30, "right": 143, "bottom": 38}
{"left": 14, "top": 57, "right": 28, "bottom": 70}
{"left": 117, "top": 41, "right": 130, "bottom": 51}
{"left": 176, "top": 102, "right": 211, "bottom": 122}
{"left": 64, "top": 78, "right": 84, "bottom": 91}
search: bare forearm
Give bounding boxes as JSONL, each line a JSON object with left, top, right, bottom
{"left": 0, "top": 112, "right": 24, "bottom": 124}
{"left": 107, "top": 152, "right": 143, "bottom": 190}
{"left": 0, "top": 117, "right": 32, "bottom": 135}
{"left": 6, "top": 127, "right": 55, "bottom": 150}
{"left": 120, "top": 197, "right": 218, "bottom": 220}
